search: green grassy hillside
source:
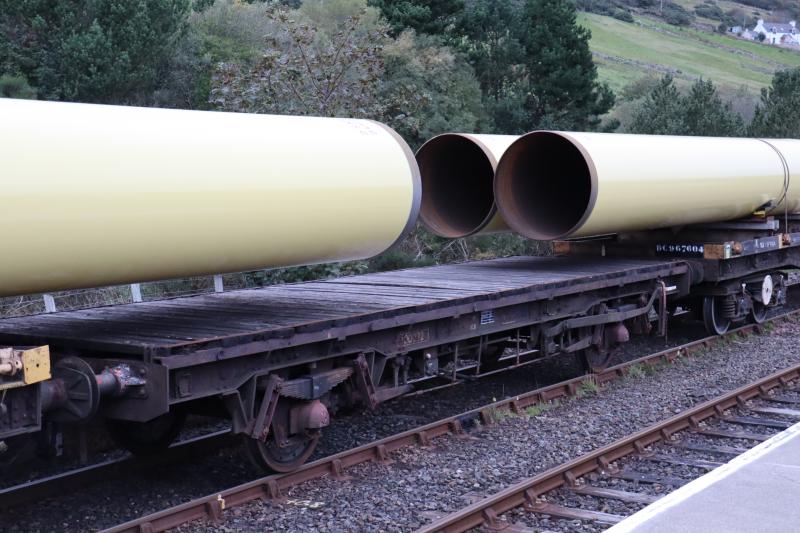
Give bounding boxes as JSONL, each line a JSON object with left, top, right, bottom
{"left": 578, "top": 12, "right": 800, "bottom": 95}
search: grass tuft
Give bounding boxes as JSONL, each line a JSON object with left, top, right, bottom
{"left": 579, "top": 379, "right": 600, "bottom": 395}
{"left": 627, "top": 363, "right": 647, "bottom": 379}
{"left": 524, "top": 400, "right": 560, "bottom": 417}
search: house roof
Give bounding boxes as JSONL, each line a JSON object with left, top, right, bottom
{"left": 764, "top": 21, "right": 796, "bottom": 33}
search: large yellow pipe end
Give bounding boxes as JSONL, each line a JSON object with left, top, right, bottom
{"left": 1, "top": 99, "right": 421, "bottom": 297}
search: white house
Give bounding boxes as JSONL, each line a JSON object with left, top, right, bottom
{"left": 752, "top": 19, "right": 800, "bottom": 45}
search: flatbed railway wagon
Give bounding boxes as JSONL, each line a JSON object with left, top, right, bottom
{"left": 1, "top": 217, "right": 798, "bottom": 471}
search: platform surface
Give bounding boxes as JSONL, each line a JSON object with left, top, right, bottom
{"left": 0, "top": 256, "right": 683, "bottom": 356}
{"left": 608, "top": 421, "right": 800, "bottom": 533}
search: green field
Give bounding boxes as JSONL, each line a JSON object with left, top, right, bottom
{"left": 578, "top": 12, "right": 800, "bottom": 94}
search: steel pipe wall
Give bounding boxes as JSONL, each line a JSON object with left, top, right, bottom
{"left": 0, "top": 99, "right": 421, "bottom": 297}
{"left": 415, "top": 134, "right": 516, "bottom": 238}
{"left": 494, "top": 131, "right": 800, "bottom": 240}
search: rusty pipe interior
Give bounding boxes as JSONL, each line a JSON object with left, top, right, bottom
{"left": 494, "top": 132, "right": 594, "bottom": 241}
{"left": 416, "top": 134, "right": 498, "bottom": 238}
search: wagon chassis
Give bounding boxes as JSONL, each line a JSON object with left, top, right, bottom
{"left": 2, "top": 216, "right": 800, "bottom": 471}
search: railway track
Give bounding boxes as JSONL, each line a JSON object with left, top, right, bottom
{"left": 0, "top": 430, "right": 235, "bottom": 510}
{"left": 418, "top": 362, "right": 800, "bottom": 533}
{"left": 97, "top": 311, "right": 799, "bottom": 533}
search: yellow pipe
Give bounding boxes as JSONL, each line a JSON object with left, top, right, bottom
{"left": 415, "top": 133, "right": 516, "bottom": 238}
{"left": 760, "top": 138, "right": 800, "bottom": 215}
{"left": 494, "top": 131, "right": 796, "bottom": 240}
{"left": 0, "top": 99, "right": 420, "bottom": 297}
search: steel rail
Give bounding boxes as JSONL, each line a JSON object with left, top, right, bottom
{"left": 101, "top": 311, "right": 798, "bottom": 533}
{"left": 415, "top": 363, "right": 800, "bottom": 533}
{"left": 0, "top": 429, "right": 235, "bottom": 509}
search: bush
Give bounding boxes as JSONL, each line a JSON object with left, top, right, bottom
{"left": 662, "top": 3, "right": 693, "bottom": 25}
{"left": 694, "top": 3, "right": 724, "bottom": 20}
{"left": 0, "top": 74, "right": 36, "bottom": 99}
{"left": 613, "top": 9, "right": 634, "bottom": 22}
{"left": 574, "top": 0, "right": 618, "bottom": 16}
{"left": 735, "top": 0, "right": 777, "bottom": 9}
{"left": 620, "top": 74, "right": 662, "bottom": 101}
{"left": 368, "top": 249, "right": 435, "bottom": 272}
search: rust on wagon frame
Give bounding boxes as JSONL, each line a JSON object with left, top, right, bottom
{"left": 101, "top": 312, "right": 797, "bottom": 533}
{"left": 415, "top": 362, "right": 800, "bottom": 533}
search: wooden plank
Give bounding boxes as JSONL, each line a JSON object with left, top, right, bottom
{"left": 15, "top": 313, "right": 254, "bottom": 338}
{"left": 640, "top": 453, "right": 723, "bottom": 470}
{"left": 0, "top": 256, "right": 683, "bottom": 353}
{"left": 722, "top": 415, "right": 791, "bottom": 430}
{"left": 759, "top": 394, "right": 800, "bottom": 405}
{"left": 750, "top": 406, "right": 800, "bottom": 418}
{"left": 673, "top": 442, "right": 748, "bottom": 456}
{"left": 571, "top": 485, "right": 659, "bottom": 505}
{"left": 695, "top": 428, "right": 770, "bottom": 442}
{"left": 532, "top": 503, "right": 624, "bottom": 525}
{"left": 612, "top": 470, "right": 688, "bottom": 487}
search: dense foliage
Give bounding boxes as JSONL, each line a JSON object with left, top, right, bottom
{"left": 0, "top": 0, "right": 613, "bottom": 135}
{"left": 750, "top": 68, "right": 800, "bottom": 138}
{"left": 452, "top": 0, "right": 615, "bottom": 133}
{"left": 380, "top": 31, "right": 487, "bottom": 147}
{"left": 0, "top": 0, "right": 191, "bottom": 103}
{"left": 624, "top": 69, "right": 800, "bottom": 138}
{"left": 452, "top": 0, "right": 528, "bottom": 132}
{"left": 733, "top": 0, "right": 800, "bottom": 19}
{"left": 206, "top": 1, "right": 485, "bottom": 149}
{"left": 367, "top": 0, "right": 463, "bottom": 36}
{"left": 578, "top": 0, "right": 694, "bottom": 26}
{"left": 628, "top": 75, "right": 745, "bottom": 136}
{"left": 210, "top": 4, "right": 387, "bottom": 118}
{"left": 518, "top": 0, "right": 615, "bottom": 131}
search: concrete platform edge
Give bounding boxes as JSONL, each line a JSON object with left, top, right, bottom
{"left": 606, "top": 419, "right": 800, "bottom": 532}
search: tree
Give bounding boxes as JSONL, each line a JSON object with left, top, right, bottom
{"left": 380, "top": 31, "right": 486, "bottom": 149}
{"left": 367, "top": 0, "right": 464, "bottom": 36}
{"left": 151, "top": 0, "right": 286, "bottom": 109}
{"left": 628, "top": 75, "right": 744, "bottom": 136}
{"left": 0, "top": 0, "right": 192, "bottom": 103}
{"left": 682, "top": 79, "right": 744, "bottom": 136}
{"left": 453, "top": 0, "right": 528, "bottom": 133}
{"left": 211, "top": 2, "right": 388, "bottom": 118}
{"left": 628, "top": 75, "right": 684, "bottom": 134}
{"left": 750, "top": 68, "right": 800, "bottom": 138}
{"left": 517, "top": 0, "right": 615, "bottom": 131}
{"left": 210, "top": 0, "right": 485, "bottom": 149}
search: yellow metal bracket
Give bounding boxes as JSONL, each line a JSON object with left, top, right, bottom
{"left": 0, "top": 345, "right": 50, "bottom": 390}
{"left": 21, "top": 346, "right": 51, "bottom": 384}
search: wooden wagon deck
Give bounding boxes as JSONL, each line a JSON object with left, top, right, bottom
{"left": 0, "top": 256, "right": 686, "bottom": 359}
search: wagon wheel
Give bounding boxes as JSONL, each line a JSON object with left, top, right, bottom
{"left": 107, "top": 411, "right": 186, "bottom": 455}
{"left": 750, "top": 301, "right": 768, "bottom": 324}
{"left": 580, "top": 345, "right": 612, "bottom": 374}
{"left": 243, "top": 430, "right": 320, "bottom": 473}
{"left": 48, "top": 357, "right": 100, "bottom": 423}
{"left": 702, "top": 296, "right": 731, "bottom": 335}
